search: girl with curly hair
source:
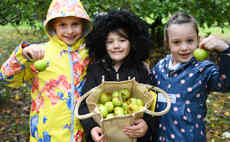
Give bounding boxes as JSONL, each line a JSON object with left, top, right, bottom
{"left": 79, "top": 10, "right": 154, "bottom": 142}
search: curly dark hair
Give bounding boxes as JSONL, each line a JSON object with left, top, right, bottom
{"left": 86, "top": 9, "right": 154, "bottom": 62}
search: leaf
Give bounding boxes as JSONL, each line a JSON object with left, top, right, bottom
{"left": 15, "top": 94, "right": 20, "bottom": 100}
{"left": 224, "top": 112, "right": 230, "bottom": 117}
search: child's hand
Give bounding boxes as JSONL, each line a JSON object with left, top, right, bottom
{"left": 22, "top": 44, "right": 45, "bottom": 61}
{"left": 199, "top": 35, "right": 229, "bottom": 52}
{"left": 123, "top": 119, "right": 148, "bottom": 138}
{"left": 91, "top": 126, "right": 107, "bottom": 142}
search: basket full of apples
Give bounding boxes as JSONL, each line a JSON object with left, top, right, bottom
{"left": 75, "top": 79, "right": 171, "bottom": 142}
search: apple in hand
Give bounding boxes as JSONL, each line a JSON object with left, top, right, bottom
{"left": 193, "top": 48, "right": 209, "bottom": 61}
{"left": 34, "top": 59, "right": 49, "bottom": 72}
{"left": 100, "top": 92, "right": 111, "bottom": 104}
{"left": 120, "top": 89, "right": 131, "bottom": 100}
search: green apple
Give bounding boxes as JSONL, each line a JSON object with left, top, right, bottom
{"left": 112, "top": 91, "right": 122, "bottom": 98}
{"left": 100, "top": 92, "right": 111, "bottom": 104}
{"left": 97, "top": 104, "right": 104, "bottom": 108}
{"left": 122, "top": 102, "right": 128, "bottom": 110}
{"left": 112, "top": 96, "right": 123, "bottom": 107}
{"left": 114, "top": 107, "right": 125, "bottom": 116}
{"left": 120, "top": 89, "right": 131, "bottom": 100}
{"left": 105, "top": 101, "right": 114, "bottom": 113}
{"left": 127, "top": 104, "right": 140, "bottom": 114}
{"left": 98, "top": 104, "right": 108, "bottom": 118}
{"left": 34, "top": 59, "right": 49, "bottom": 72}
{"left": 127, "top": 98, "right": 137, "bottom": 105}
{"left": 193, "top": 48, "right": 209, "bottom": 62}
{"left": 136, "top": 98, "right": 144, "bottom": 107}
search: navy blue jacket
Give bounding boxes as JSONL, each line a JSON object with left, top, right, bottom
{"left": 150, "top": 47, "right": 230, "bottom": 142}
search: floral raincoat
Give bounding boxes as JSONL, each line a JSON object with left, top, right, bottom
{"left": 150, "top": 47, "right": 230, "bottom": 142}
{"left": 0, "top": 0, "right": 92, "bottom": 141}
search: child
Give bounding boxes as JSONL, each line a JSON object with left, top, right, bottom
{"left": 79, "top": 10, "right": 154, "bottom": 142}
{"left": 150, "top": 12, "right": 230, "bottom": 142}
{"left": 0, "top": 0, "right": 92, "bottom": 141}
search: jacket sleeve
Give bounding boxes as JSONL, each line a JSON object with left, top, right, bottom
{"left": 137, "top": 63, "right": 155, "bottom": 141}
{"left": 79, "top": 63, "right": 100, "bottom": 142}
{"left": 207, "top": 45, "right": 230, "bottom": 92}
{"left": 0, "top": 42, "right": 35, "bottom": 88}
{"left": 149, "top": 65, "right": 158, "bottom": 87}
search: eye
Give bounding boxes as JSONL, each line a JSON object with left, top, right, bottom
{"left": 58, "top": 23, "right": 66, "bottom": 27}
{"left": 106, "top": 40, "right": 113, "bottom": 44}
{"left": 173, "top": 40, "right": 180, "bottom": 45}
{"left": 120, "top": 39, "right": 126, "bottom": 42}
{"left": 187, "top": 39, "right": 194, "bottom": 43}
{"left": 119, "top": 37, "right": 128, "bottom": 42}
{"left": 72, "top": 22, "right": 81, "bottom": 26}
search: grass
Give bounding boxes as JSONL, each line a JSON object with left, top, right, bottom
{"left": 0, "top": 24, "right": 48, "bottom": 64}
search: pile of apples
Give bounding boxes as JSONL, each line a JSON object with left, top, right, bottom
{"left": 97, "top": 89, "right": 144, "bottom": 119}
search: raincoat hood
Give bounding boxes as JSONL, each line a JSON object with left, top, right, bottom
{"left": 44, "top": 0, "right": 92, "bottom": 39}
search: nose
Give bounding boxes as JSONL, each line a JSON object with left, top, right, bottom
{"left": 181, "top": 43, "right": 188, "bottom": 50}
{"left": 113, "top": 41, "right": 120, "bottom": 48}
{"left": 66, "top": 26, "right": 73, "bottom": 34}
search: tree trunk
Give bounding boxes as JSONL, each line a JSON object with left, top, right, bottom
{"left": 149, "top": 17, "right": 169, "bottom": 67}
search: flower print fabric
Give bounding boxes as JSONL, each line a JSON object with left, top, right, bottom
{"left": 0, "top": 0, "right": 92, "bottom": 141}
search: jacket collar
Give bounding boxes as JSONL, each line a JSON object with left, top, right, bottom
{"left": 166, "top": 54, "right": 197, "bottom": 72}
{"left": 98, "top": 54, "right": 137, "bottom": 72}
{"left": 50, "top": 35, "right": 85, "bottom": 51}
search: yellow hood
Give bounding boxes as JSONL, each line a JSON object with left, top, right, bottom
{"left": 44, "top": 0, "right": 92, "bottom": 39}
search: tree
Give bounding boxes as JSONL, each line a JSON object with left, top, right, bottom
{"left": 82, "top": 0, "right": 230, "bottom": 64}
{"left": 1, "top": 0, "right": 230, "bottom": 64}
{"left": 0, "top": 0, "right": 50, "bottom": 25}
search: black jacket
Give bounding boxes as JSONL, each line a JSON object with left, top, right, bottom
{"left": 79, "top": 56, "right": 154, "bottom": 142}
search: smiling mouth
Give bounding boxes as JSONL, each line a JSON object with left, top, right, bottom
{"left": 65, "top": 36, "right": 75, "bottom": 40}
{"left": 112, "top": 51, "right": 123, "bottom": 53}
{"left": 180, "top": 53, "right": 191, "bottom": 58}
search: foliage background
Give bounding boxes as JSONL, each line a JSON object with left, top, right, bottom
{"left": 0, "top": 0, "right": 230, "bottom": 141}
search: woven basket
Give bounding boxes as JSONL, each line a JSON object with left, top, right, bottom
{"left": 75, "top": 79, "right": 171, "bottom": 142}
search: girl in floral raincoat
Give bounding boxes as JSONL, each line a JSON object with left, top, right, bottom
{"left": 150, "top": 12, "right": 230, "bottom": 142}
{"left": 0, "top": 0, "right": 92, "bottom": 141}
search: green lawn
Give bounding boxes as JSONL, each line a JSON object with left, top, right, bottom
{"left": 0, "top": 24, "right": 47, "bottom": 64}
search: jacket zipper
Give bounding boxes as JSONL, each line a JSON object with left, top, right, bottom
{"left": 68, "top": 46, "right": 74, "bottom": 142}
{"left": 116, "top": 72, "right": 120, "bottom": 81}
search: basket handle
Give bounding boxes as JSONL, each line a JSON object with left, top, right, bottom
{"left": 144, "top": 85, "right": 171, "bottom": 116}
{"left": 74, "top": 88, "right": 100, "bottom": 120}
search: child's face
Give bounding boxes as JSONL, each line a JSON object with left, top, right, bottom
{"left": 106, "top": 31, "right": 130, "bottom": 65}
{"left": 167, "top": 23, "right": 199, "bottom": 65}
{"left": 53, "top": 16, "right": 83, "bottom": 46}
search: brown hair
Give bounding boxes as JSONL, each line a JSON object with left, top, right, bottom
{"left": 164, "top": 12, "right": 199, "bottom": 42}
